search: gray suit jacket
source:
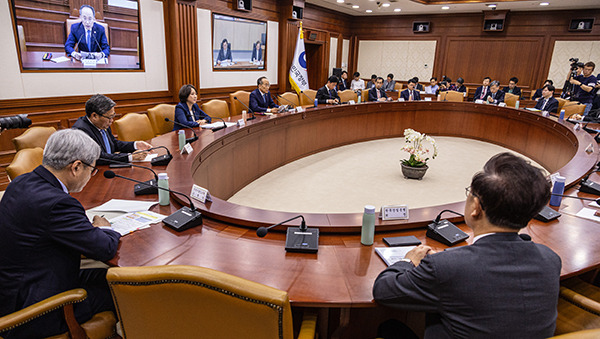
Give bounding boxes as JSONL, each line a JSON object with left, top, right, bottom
{"left": 373, "top": 233, "right": 561, "bottom": 338}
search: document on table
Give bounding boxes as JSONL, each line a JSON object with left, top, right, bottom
{"left": 201, "top": 122, "right": 237, "bottom": 129}
{"left": 106, "top": 210, "right": 167, "bottom": 236}
{"left": 574, "top": 208, "right": 600, "bottom": 223}
{"left": 89, "top": 199, "right": 157, "bottom": 213}
{"left": 52, "top": 56, "right": 70, "bottom": 63}
{"left": 132, "top": 153, "right": 158, "bottom": 162}
{"left": 375, "top": 246, "right": 416, "bottom": 266}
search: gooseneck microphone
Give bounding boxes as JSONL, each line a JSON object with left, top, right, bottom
{"left": 276, "top": 94, "right": 296, "bottom": 108}
{"left": 256, "top": 215, "right": 319, "bottom": 253}
{"left": 426, "top": 209, "right": 468, "bottom": 246}
{"left": 131, "top": 145, "right": 173, "bottom": 166}
{"left": 103, "top": 170, "right": 203, "bottom": 231}
{"left": 211, "top": 117, "right": 227, "bottom": 132}
{"left": 165, "top": 118, "right": 198, "bottom": 144}
{"left": 99, "top": 158, "right": 158, "bottom": 195}
{"left": 233, "top": 96, "right": 256, "bottom": 120}
{"left": 300, "top": 91, "right": 316, "bottom": 108}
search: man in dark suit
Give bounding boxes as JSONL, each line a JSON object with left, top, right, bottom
{"left": 64, "top": 5, "right": 110, "bottom": 60}
{"left": 251, "top": 41, "right": 263, "bottom": 62}
{"left": 0, "top": 129, "right": 121, "bottom": 338}
{"left": 369, "top": 77, "right": 391, "bottom": 102}
{"left": 532, "top": 79, "right": 554, "bottom": 101}
{"left": 534, "top": 85, "right": 559, "bottom": 113}
{"left": 338, "top": 71, "right": 349, "bottom": 91}
{"left": 483, "top": 80, "right": 505, "bottom": 104}
{"left": 72, "top": 94, "right": 152, "bottom": 165}
{"left": 316, "top": 76, "right": 341, "bottom": 105}
{"left": 249, "top": 76, "right": 284, "bottom": 114}
{"left": 502, "top": 76, "right": 522, "bottom": 99}
{"left": 400, "top": 79, "right": 421, "bottom": 101}
{"left": 373, "top": 152, "right": 560, "bottom": 338}
{"left": 473, "top": 76, "right": 491, "bottom": 101}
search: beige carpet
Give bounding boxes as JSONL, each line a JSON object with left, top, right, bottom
{"left": 228, "top": 137, "right": 545, "bottom": 214}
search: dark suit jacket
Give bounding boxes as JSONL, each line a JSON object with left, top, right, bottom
{"left": 72, "top": 116, "right": 135, "bottom": 165}
{"left": 368, "top": 87, "right": 388, "bottom": 101}
{"left": 373, "top": 233, "right": 561, "bottom": 338}
{"left": 0, "top": 166, "right": 120, "bottom": 337}
{"left": 534, "top": 97, "right": 559, "bottom": 113}
{"left": 400, "top": 89, "right": 421, "bottom": 101}
{"left": 456, "top": 85, "right": 467, "bottom": 93}
{"left": 217, "top": 46, "right": 232, "bottom": 63}
{"left": 64, "top": 22, "right": 110, "bottom": 56}
{"left": 502, "top": 86, "right": 522, "bottom": 99}
{"left": 251, "top": 46, "right": 262, "bottom": 62}
{"left": 338, "top": 79, "right": 348, "bottom": 91}
{"left": 249, "top": 88, "right": 279, "bottom": 113}
{"left": 473, "top": 86, "right": 489, "bottom": 101}
{"left": 173, "top": 102, "right": 212, "bottom": 130}
{"left": 316, "top": 86, "right": 341, "bottom": 104}
{"left": 483, "top": 90, "right": 505, "bottom": 104}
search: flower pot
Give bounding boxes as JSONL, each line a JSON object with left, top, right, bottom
{"left": 401, "top": 163, "right": 428, "bottom": 180}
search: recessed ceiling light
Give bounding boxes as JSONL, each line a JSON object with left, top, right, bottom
{"left": 366, "top": 9, "right": 373, "bottom": 13}
{"left": 394, "top": 8, "right": 401, "bottom": 12}
{"left": 442, "top": 6, "right": 450, "bottom": 10}
{"left": 540, "top": 2, "right": 549, "bottom": 5}
{"left": 352, "top": 5, "right": 359, "bottom": 8}
{"left": 487, "top": 4, "right": 497, "bottom": 8}
{"left": 382, "top": 3, "right": 390, "bottom": 7}
{"left": 336, "top": 0, "right": 344, "bottom": 3}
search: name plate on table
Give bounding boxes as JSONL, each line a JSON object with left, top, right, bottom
{"left": 398, "top": 98, "right": 405, "bottom": 102}
{"left": 180, "top": 143, "right": 193, "bottom": 154}
{"left": 81, "top": 59, "right": 97, "bottom": 67}
{"left": 190, "top": 184, "right": 212, "bottom": 203}
{"left": 424, "top": 97, "right": 432, "bottom": 101}
{"left": 380, "top": 205, "right": 409, "bottom": 220}
{"left": 296, "top": 106, "right": 304, "bottom": 113}
{"left": 237, "top": 119, "right": 245, "bottom": 127}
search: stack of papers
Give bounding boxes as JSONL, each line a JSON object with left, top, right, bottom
{"left": 87, "top": 199, "right": 167, "bottom": 236}
{"left": 201, "top": 122, "right": 237, "bottom": 129}
{"left": 375, "top": 246, "right": 416, "bottom": 266}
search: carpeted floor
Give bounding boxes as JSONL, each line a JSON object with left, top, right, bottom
{"left": 228, "top": 136, "right": 545, "bottom": 214}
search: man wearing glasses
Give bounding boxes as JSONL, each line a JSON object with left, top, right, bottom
{"left": 73, "top": 94, "right": 152, "bottom": 165}
{"left": 373, "top": 153, "right": 561, "bottom": 338}
{"left": 0, "top": 129, "right": 121, "bottom": 338}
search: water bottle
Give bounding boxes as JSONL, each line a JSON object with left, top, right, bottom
{"left": 314, "top": 98, "right": 318, "bottom": 107}
{"left": 559, "top": 109, "right": 565, "bottom": 121}
{"left": 361, "top": 205, "right": 376, "bottom": 246}
{"left": 549, "top": 176, "right": 566, "bottom": 207}
{"left": 357, "top": 92, "right": 362, "bottom": 104}
{"left": 515, "top": 100, "right": 520, "bottom": 109}
{"left": 158, "top": 173, "right": 170, "bottom": 206}
{"left": 178, "top": 130, "right": 185, "bottom": 150}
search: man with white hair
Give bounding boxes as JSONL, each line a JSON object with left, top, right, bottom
{"left": 0, "top": 129, "right": 121, "bottom": 338}
{"left": 64, "top": 4, "right": 110, "bottom": 60}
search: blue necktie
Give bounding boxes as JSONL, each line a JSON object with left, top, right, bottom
{"left": 86, "top": 30, "right": 91, "bottom": 51}
{"left": 101, "top": 130, "right": 111, "bottom": 154}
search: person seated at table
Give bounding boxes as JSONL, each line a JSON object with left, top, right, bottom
{"left": 367, "top": 74, "right": 378, "bottom": 89}
{"left": 351, "top": 72, "right": 365, "bottom": 93}
{"left": 473, "top": 77, "right": 491, "bottom": 101}
{"left": 445, "top": 77, "right": 457, "bottom": 91}
{"left": 436, "top": 80, "right": 448, "bottom": 96}
{"left": 338, "top": 71, "right": 349, "bottom": 91}
{"left": 64, "top": 5, "right": 110, "bottom": 60}
{"left": 455, "top": 77, "right": 467, "bottom": 93}
{"left": 250, "top": 76, "right": 285, "bottom": 114}
{"left": 502, "top": 76, "right": 522, "bottom": 99}
{"left": 532, "top": 80, "right": 554, "bottom": 101}
{"left": 316, "top": 76, "right": 341, "bottom": 105}
{"left": 251, "top": 40, "right": 263, "bottom": 62}
{"left": 425, "top": 77, "right": 439, "bottom": 94}
{"left": 72, "top": 94, "right": 152, "bottom": 165}
{"left": 483, "top": 81, "right": 505, "bottom": 105}
{"left": 373, "top": 152, "right": 560, "bottom": 338}
{"left": 172, "top": 84, "right": 212, "bottom": 130}
{"left": 412, "top": 77, "right": 424, "bottom": 91}
{"left": 382, "top": 74, "right": 396, "bottom": 91}
{"left": 534, "top": 85, "right": 559, "bottom": 113}
{"left": 400, "top": 79, "right": 421, "bottom": 101}
{"left": 0, "top": 129, "right": 121, "bottom": 338}
{"left": 216, "top": 38, "right": 232, "bottom": 65}
{"left": 369, "top": 77, "right": 392, "bottom": 102}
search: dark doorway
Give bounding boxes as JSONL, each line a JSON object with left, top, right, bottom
{"left": 305, "top": 42, "right": 324, "bottom": 90}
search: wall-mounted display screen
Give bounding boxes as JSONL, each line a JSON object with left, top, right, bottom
{"left": 10, "top": 0, "right": 142, "bottom": 71}
{"left": 212, "top": 13, "right": 267, "bottom": 71}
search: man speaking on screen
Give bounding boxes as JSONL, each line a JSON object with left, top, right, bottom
{"left": 64, "top": 5, "right": 110, "bottom": 60}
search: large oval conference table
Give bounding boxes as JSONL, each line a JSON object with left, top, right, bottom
{"left": 73, "top": 101, "right": 600, "bottom": 333}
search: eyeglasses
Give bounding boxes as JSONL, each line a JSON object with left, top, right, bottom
{"left": 100, "top": 113, "right": 116, "bottom": 120}
{"left": 80, "top": 161, "right": 99, "bottom": 176}
{"left": 465, "top": 186, "right": 485, "bottom": 210}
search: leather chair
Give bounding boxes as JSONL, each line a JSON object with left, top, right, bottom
{"left": 280, "top": 92, "right": 300, "bottom": 107}
{"left": 361, "top": 89, "right": 370, "bottom": 102}
{"left": 563, "top": 103, "right": 586, "bottom": 118}
{"left": 17, "top": 25, "right": 26, "bottom": 52}
{"left": 201, "top": 99, "right": 230, "bottom": 119}
{"left": 12, "top": 126, "right": 56, "bottom": 151}
{"left": 557, "top": 98, "right": 568, "bottom": 112}
{"left": 147, "top": 104, "right": 175, "bottom": 136}
{"left": 229, "top": 91, "right": 251, "bottom": 116}
{"left": 107, "top": 265, "right": 317, "bottom": 339}
{"left": 504, "top": 93, "right": 519, "bottom": 107}
{"left": 0, "top": 288, "right": 117, "bottom": 339}
{"left": 394, "top": 82, "right": 402, "bottom": 91}
{"left": 6, "top": 147, "right": 43, "bottom": 181}
{"left": 552, "top": 329, "right": 600, "bottom": 338}
{"left": 299, "top": 89, "right": 317, "bottom": 107}
{"left": 554, "top": 283, "right": 600, "bottom": 336}
{"left": 338, "top": 89, "right": 357, "bottom": 103}
{"left": 113, "top": 113, "right": 154, "bottom": 142}
{"left": 438, "top": 91, "right": 464, "bottom": 102}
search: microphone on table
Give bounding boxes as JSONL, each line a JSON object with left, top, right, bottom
{"left": 99, "top": 158, "right": 158, "bottom": 195}
{"left": 535, "top": 193, "right": 600, "bottom": 222}
{"left": 92, "top": 34, "right": 106, "bottom": 61}
{"left": 300, "top": 91, "right": 316, "bottom": 108}
{"left": 277, "top": 94, "right": 296, "bottom": 108}
{"left": 131, "top": 145, "right": 173, "bottom": 166}
{"left": 426, "top": 209, "right": 468, "bottom": 246}
{"left": 103, "top": 170, "right": 203, "bottom": 231}
{"left": 233, "top": 96, "right": 256, "bottom": 120}
{"left": 210, "top": 117, "right": 227, "bottom": 132}
{"left": 165, "top": 118, "right": 198, "bottom": 143}
{"left": 256, "top": 215, "right": 319, "bottom": 253}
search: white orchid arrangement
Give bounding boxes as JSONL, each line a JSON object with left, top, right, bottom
{"left": 401, "top": 129, "right": 438, "bottom": 167}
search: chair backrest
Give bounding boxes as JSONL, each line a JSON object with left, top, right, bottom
{"left": 552, "top": 329, "right": 600, "bottom": 339}
{"left": 361, "top": 89, "right": 370, "bottom": 101}
{"left": 6, "top": 147, "right": 44, "bottom": 181}
{"left": 338, "top": 89, "right": 357, "bottom": 103}
{"left": 563, "top": 103, "right": 586, "bottom": 118}
{"left": 280, "top": 92, "right": 300, "bottom": 107}
{"left": 147, "top": 104, "right": 175, "bottom": 136}
{"left": 504, "top": 92, "right": 519, "bottom": 107}
{"left": 66, "top": 18, "right": 109, "bottom": 44}
{"left": 17, "top": 25, "right": 26, "bottom": 52}
{"left": 113, "top": 113, "right": 154, "bottom": 142}
{"left": 12, "top": 126, "right": 56, "bottom": 151}
{"left": 229, "top": 91, "right": 251, "bottom": 116}
{"left": 557, "top": 98, "right": 568, "bottom": 112}
{"left": 299, "top": 89, "right": 317, "bottom": 106}
{"left": 201, "top": 99, "right": 230, "bottom": 119}
{"left": 438, "top": 91, "right": 464, "bottom": 102}
{"left": 107, "top": 265, "right": 294, "bottom": 339}
{"left": 394, "top": 82, "right": 402, "bottom": 91}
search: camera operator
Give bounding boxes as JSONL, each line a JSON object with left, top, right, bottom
{"left": 570, "top": 61, "right": 597, "bottom": 116}
{"left": 562, "top": 59, "right": 583, "bottom": 100}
